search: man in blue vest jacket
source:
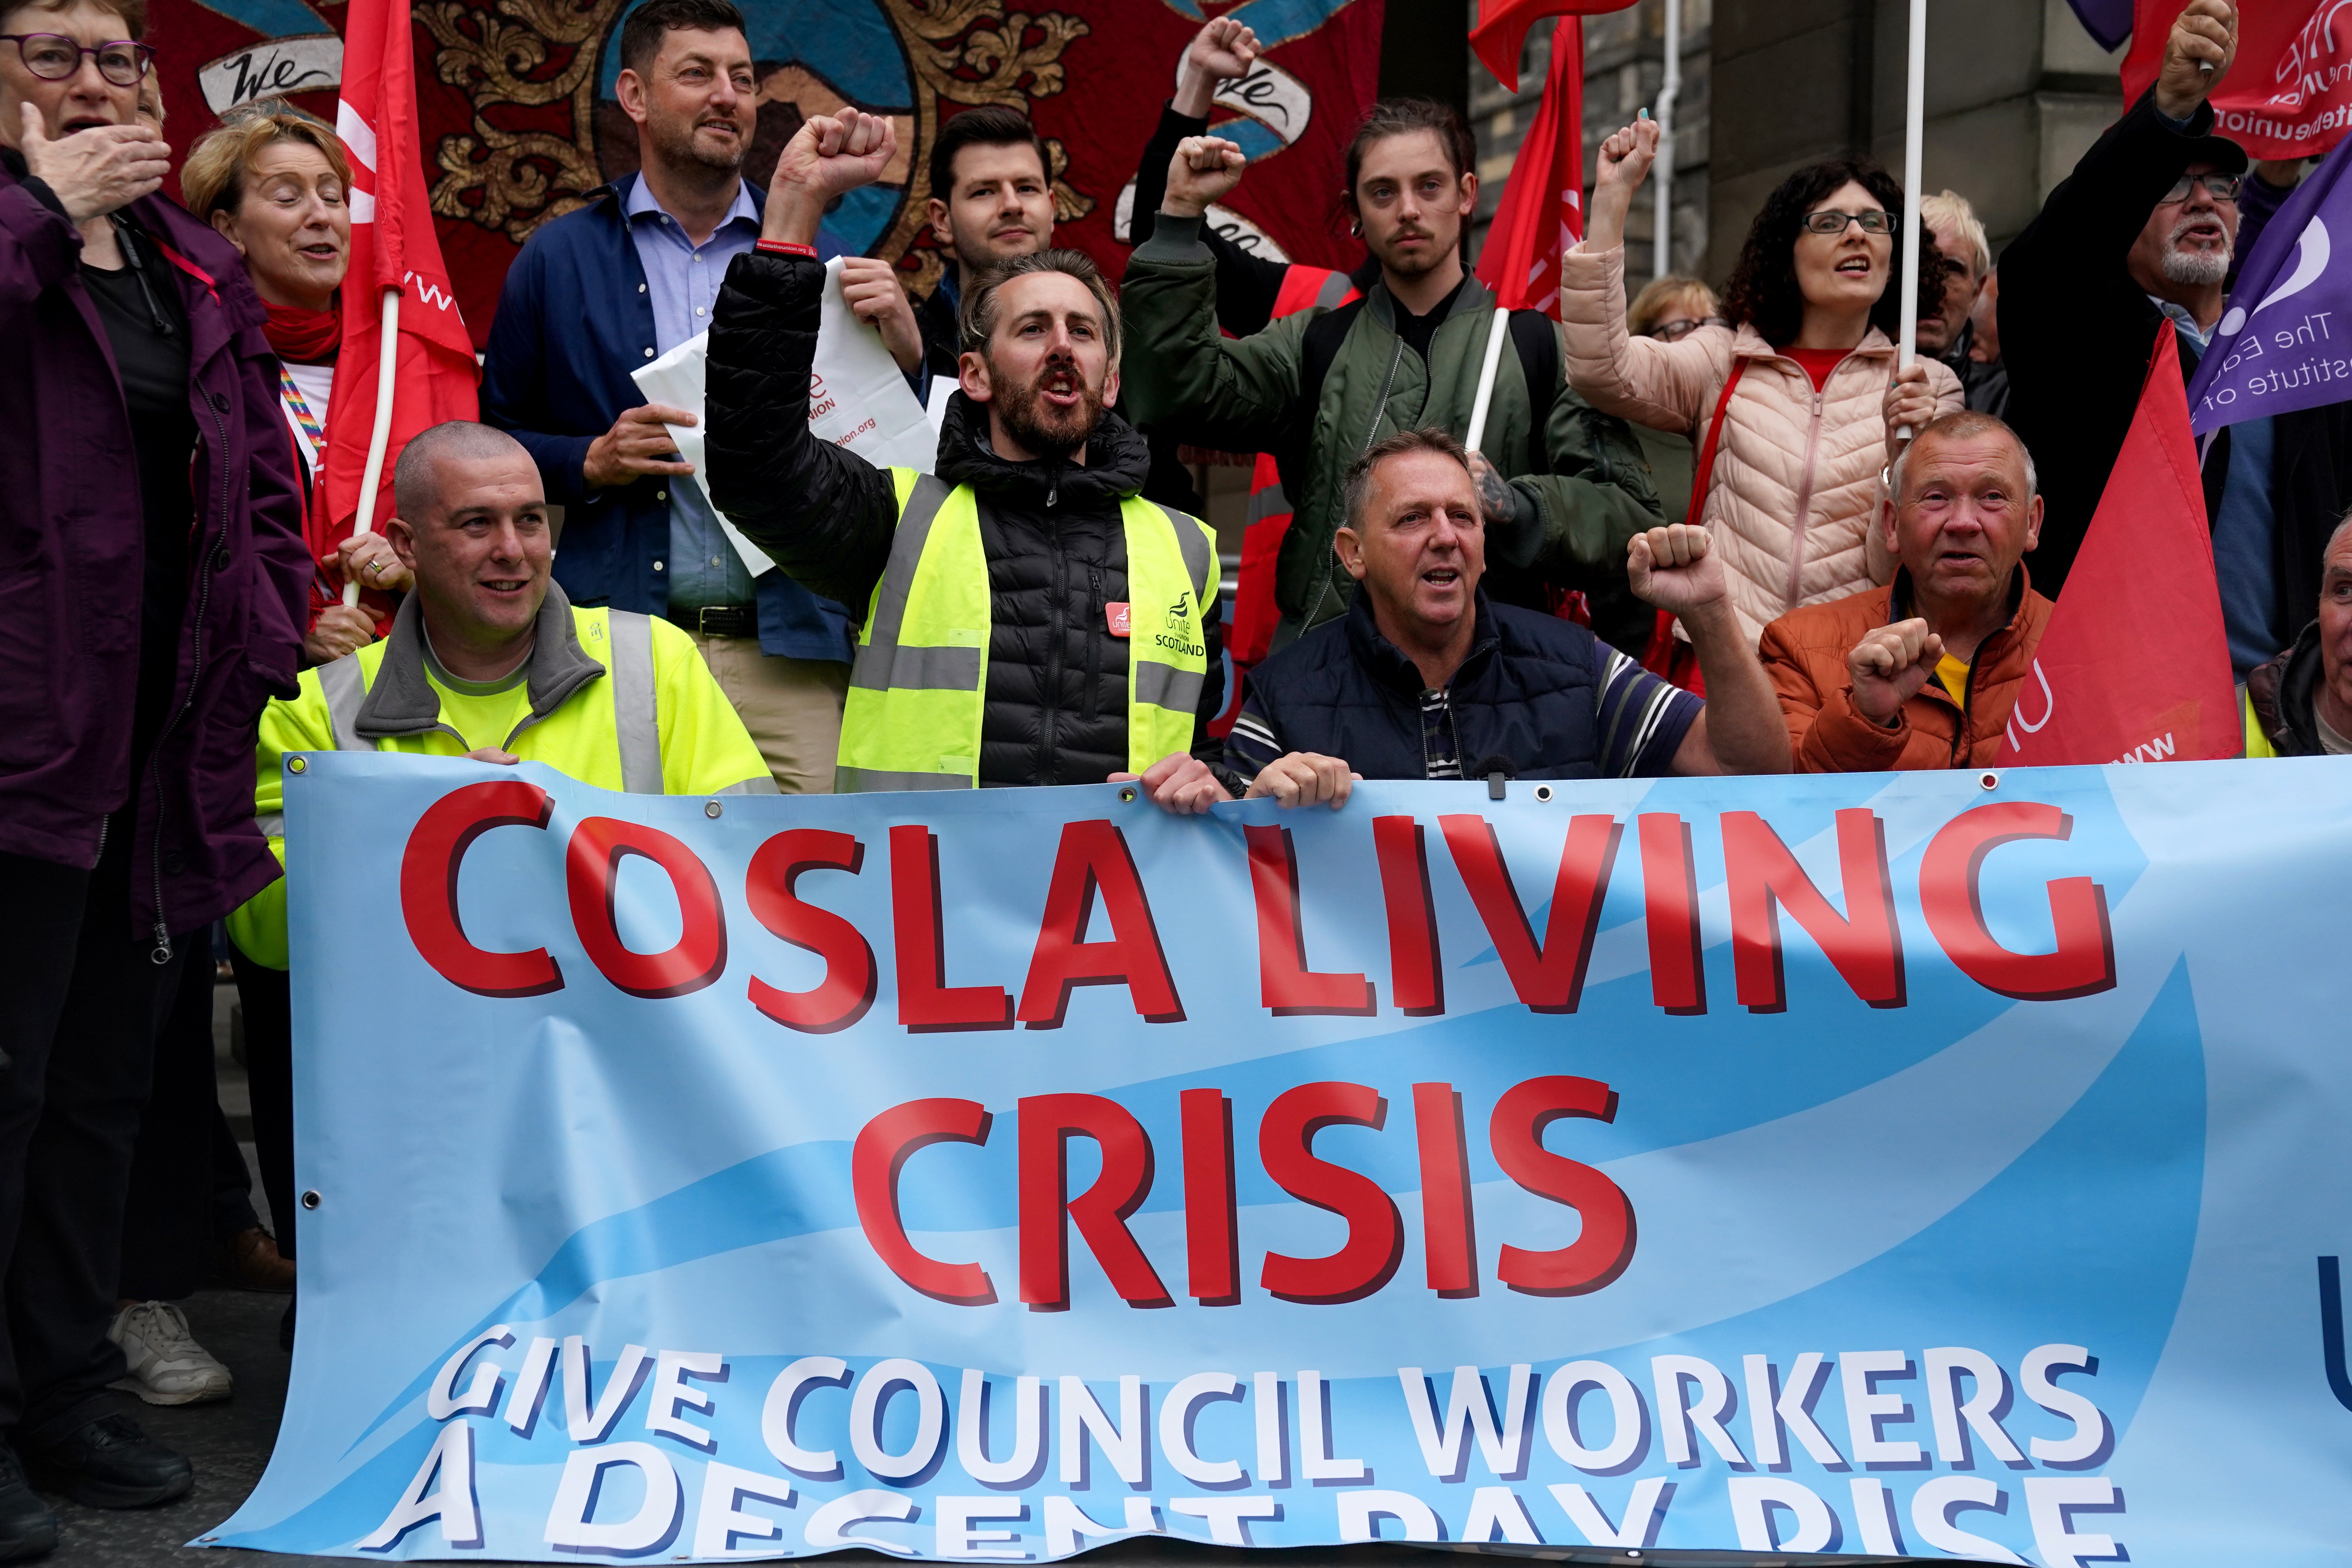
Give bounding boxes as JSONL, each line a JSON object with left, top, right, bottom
{"left": 1226, "top": 428, "right": 1789, "bottom": 802}
{"left": 480, "top": 0, "right": 897, "bottom": 793}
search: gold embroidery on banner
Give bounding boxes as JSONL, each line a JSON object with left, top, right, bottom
{"left": 419, "top": 0, "right": 1093, "bottom": 272}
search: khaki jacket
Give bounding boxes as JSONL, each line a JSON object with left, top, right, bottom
{"left": 1559, "top": 243, "right": 1965, "bottom": 644}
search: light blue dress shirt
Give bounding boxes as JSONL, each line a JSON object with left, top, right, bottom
{"left": 625, "top": 173, "right": 762, "bottom": 615}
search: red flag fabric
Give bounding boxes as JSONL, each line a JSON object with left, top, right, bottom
{"left": 1997, "top": 325, "right": 2239, "bottom": 767}
{"left": 324, "top": 0, "right": 477, "bottom": 555}
{"left": 1471, "top": 16, "right": 1585, "bottom": 316}
{"left": 2121, "top": 0, "right": 2352, "bottom": 160}
{"left": 1468, "top": 0, "right": 1632, "bottom": 92}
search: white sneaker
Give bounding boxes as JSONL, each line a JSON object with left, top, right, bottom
{"left": 107, "top": 1301, "right": 232, "bottom": 1406}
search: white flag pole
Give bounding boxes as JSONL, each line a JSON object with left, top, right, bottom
{"left": 1653, "top": 0, "right": 1681, "bottom": 281}
{"left": 1465, "top": 303, "right": 1512, "bottom": 456}
{"left": 1895, "top": 0, "right": 1927, "bottom": 438}
{"left": 344, "top": 283, "right": 403, "bottom": 607}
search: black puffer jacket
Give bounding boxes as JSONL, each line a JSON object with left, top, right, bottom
{"left": 705, "top": 248, "right": 1225, "bottom": 788}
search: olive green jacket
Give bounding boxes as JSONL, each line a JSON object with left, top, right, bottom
{"left": 1120, "top": 214, "right": 1664, "bottom": 642}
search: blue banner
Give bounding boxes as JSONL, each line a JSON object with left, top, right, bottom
{"left": 205, "top": 753, "right": 2352, "bottom": 1563}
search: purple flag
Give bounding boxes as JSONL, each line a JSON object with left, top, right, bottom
{"left": 2187, "top": 151, "right": 2352, "bottom": 435}
{"left": 2066, "top": 0, "right": 2132, "bottom": 52}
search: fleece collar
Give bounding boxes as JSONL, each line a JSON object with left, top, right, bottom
{"left": 356, "top": 582, "right": 606, "bottom": 742}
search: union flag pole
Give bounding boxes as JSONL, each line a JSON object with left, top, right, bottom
{"left": 328, "top": 0, "right": 478, "bottom": 606}
{"left": 1895, "top": 0, "right": 1927, "bottom": 434}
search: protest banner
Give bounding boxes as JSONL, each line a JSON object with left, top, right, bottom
{"left": 205, "top": 755, "right": 2352, "bottom": 1562}
{"left": 142, "top": 0, "right": 1383, "bottom": 347}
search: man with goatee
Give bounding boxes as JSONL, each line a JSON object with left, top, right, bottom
{"left": 705, "top": 108, "right": 1236, "bottom": 809}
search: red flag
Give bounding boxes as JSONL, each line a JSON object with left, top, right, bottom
{"left": 1997, "top": 325, "right": 2239, "bottom": 767}
{"left": 1467, "top": 1, "right": 1637, "bottom": 316}
{"left": 325, "top": 0, "right": 478, "bottom": 555}
{"left": 1472, "top": 15, "right": 1585, "bottom": 316}
{"left": 1468, "top": 0, "right": 1630, "bottom": 90}
{"left": 2121, "top": 0, "right": 2352, "bottom": 160}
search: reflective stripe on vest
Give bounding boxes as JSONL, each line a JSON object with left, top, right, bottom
{"left": 316, "top": 653, "right": 370, "bottom": 751}
{"left": 309, "top": 607, "right": 663, "bottom": 790}
{"left": 607, "top": 610, "right": 662, "bottom": 793}
{"left": 836, "top": 470, "right": 1216, "bottom": 792}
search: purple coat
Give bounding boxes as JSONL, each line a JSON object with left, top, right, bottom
{"left": 0, "top": 158, "right": 311, "bottom": 945}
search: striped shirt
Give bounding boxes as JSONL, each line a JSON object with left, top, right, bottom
{"left": 1225, "top": 635, "right": 1699, "bottom": 783}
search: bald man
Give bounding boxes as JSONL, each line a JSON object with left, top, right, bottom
{"left": 221, "top": 423, "right": 772, "bottom": 1289}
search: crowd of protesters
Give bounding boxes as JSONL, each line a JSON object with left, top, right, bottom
{"left": 0, "top": 0, "right": 2345, "bottom": 1547}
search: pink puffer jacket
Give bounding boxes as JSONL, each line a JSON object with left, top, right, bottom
{"left": 1559, "top": 243, "right": 1964, "bottom": 645}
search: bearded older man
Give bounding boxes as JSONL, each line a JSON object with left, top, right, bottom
{"left": 705, "top": 109, "right": 1232, "bottom": 809}
{"left": 2002, "top": 0, "right": 2352, "bottom": 681}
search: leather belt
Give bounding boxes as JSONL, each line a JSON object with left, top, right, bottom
{"left": 675, "top": 605, "right": 758, "bottom": 640}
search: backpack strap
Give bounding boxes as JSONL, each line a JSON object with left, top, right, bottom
{"left": 1281, "top": 298, "right": 1368, "bottom": 502}
{"left": 1506, "top": 307, "right": 1560, "bottom": 474}
{"left": 1686, "top": 359, "right": 1748, "bottom": 527}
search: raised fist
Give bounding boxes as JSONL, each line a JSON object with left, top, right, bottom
{"left": 1846, "top": 616, "right": 1944, "bottom": 726}
{"left": 1161, "top": 134, "right": 1246, "bottom": 221}
{"left": 763, "top": 107, "right": 897, "bottom": 245}
{"left": 2157, "top": 0, "right": 2236, "bottom": 120}
{"left": 1583, "top": 116, "right": 1661, "bottom": 253}
{"left": 1594, "top": 116, "right": 1661, "bottom": 199}
{"left": 1185, "top": 17, "right": 1260, "bottom": 89}
{"left": 1629, "top": 523, "right": 1726, "bottom": 618}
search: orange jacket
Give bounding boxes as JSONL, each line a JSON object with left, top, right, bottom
{"left": 1759, "top": 569, "right": 2053, "bottom": 772}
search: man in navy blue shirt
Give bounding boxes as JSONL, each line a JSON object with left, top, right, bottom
{"left": 482, "top": 0, "right": 909, "bottom": 791}
{"left": 1226, "top": 429, "right": 1788, "bottom": 803}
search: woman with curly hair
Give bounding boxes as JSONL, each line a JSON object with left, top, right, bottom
{"left": 1560, "top": 117, "right": 1962, "bottom": 658}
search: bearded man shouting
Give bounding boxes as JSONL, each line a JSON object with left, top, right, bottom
{"left": 706, "top": 109, "right": 1234, "bottom": 808}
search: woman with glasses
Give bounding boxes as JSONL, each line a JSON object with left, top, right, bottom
{"left": 1560, "top": 116, "right": 1962, "bottom": 677}
{"left": 1624, "top": 275, "right": 1721, "bottom": 524}
{"left": 0, "top": 0, "right": 310, "bottom": 1546}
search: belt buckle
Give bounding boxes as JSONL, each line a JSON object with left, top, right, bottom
{"left": 697, "top": 606, "right": 746, "bottom": 639}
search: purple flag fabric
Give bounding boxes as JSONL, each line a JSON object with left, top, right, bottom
{"left": 2067, "top": 0, "right": 2133, "bottom": 52}
{"left": 2186, "top": 151, "right": 2352, "bottom": 435}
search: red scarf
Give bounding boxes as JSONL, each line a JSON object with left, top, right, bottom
{"left": 265, "top": 299, "right": 340, "bottom": 364}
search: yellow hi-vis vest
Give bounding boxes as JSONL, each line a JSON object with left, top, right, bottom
{"left": 226, "top": 593, "right": 773, "bottom": 967}
{"left": 835, "top": 470, "right": 1219, "bottom": 792}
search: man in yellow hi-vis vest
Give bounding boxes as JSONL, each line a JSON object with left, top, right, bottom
{"left": 223, "top": 423, "right": 772, "bottom": 1325}
{"left": 704, "top": 108, "right": 1234, "bottom": 813}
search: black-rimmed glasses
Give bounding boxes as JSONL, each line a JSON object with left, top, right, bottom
{"left": 2159, "top": 172, "right": 2242, "bottom": 204}
{"left": 1, "top": 34, "right": 154, "bottom": 85}
{"left": 1802, "top": 209, "right": 1895, "bottom": 235}
{"left": 1650, "top": 316, "right": 1727, "bottom": 342}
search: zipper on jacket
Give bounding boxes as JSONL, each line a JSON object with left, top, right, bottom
{"left": 146, "top": 387, "right": 234, "bottom": 963}
{"left": 1306, "top": 331, "right": 1408, "bottom": 630}
{"left": 1084, "top": 563, "right": 1103, "bottom": 722}
{"left": 1783, "top": 382, "right": 1828, "bottom": 610}
{"left": 1040, "top": 518, "right": 1066, "bottom": 782}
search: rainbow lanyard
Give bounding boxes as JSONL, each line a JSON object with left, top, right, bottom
{"left": 278, "top": 365, "right": 326, "bottom": 467}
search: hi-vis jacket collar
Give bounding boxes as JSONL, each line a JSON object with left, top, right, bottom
{"left": 356, "top": 583, "right": 609, "bottom": 741}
